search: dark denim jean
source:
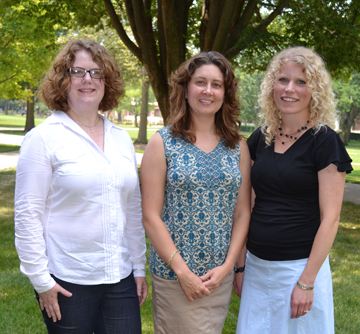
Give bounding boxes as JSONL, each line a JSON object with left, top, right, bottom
{"left": 35, "top": 272, "right": 141, "bottom": 334}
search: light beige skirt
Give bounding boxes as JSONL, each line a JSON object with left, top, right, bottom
{"left": 151, "top": 272, "right": 234, "bottom": 334}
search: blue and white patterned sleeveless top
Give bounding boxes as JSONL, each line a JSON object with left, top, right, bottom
{"left": 149, "top": 126, "right": 242, "bottom": 280}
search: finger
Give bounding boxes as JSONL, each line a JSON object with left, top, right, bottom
{"left": 39, "top": 299, "right": 45, "bottom": 311}
{"left": 59, "top": 287, "right": 72, "bottom": 298}
{"left": 186, "top": 294, "right": 194, "bottom": 302}
{"left": 200, "top": 272, "right": 211, "bottom": 281}
{"left": 290, "top": 305, "right": 298, "bottom": 319}
{"left": 201, "top": 287, "right": 211, "bottom": 296}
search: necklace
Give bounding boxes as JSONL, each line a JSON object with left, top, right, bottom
{"left": 69, "top": 114, "right": 101, "bottom": 133}
{"left": 278, "top": 120, "right": 310, "bottom": 145}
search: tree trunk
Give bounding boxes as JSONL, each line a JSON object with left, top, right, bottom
{"left": 102, "top": 0, "right": 291, "bottom": 124}
{"left": 117, "top": 110, "right": 122, "bottom": 123}
{"left": 135, "top": 69, "right": 149, "bottom": 144}
{"left": 340, "top": 104, "right": 359, "bottom": 145}
{"left": 24, "top": 85, "right": 35, "bottom": 132}
{"left": 134, "top": 110, "right": 138, "bottom": 127}
{"left": 4, "top": 99, "right": 9, "bottom": 115}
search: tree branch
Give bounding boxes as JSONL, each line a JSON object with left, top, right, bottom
{"left": 212, "top": 0, "right": 245, "bottom": 52}
{"left": 102, "top": 0, "right": 142, "bottom": 62}
{"left": 0, "top": 73, "right": 17, "bottom": 85}
{"left": 225, "top": 0, "right": 291, "bottom": 59}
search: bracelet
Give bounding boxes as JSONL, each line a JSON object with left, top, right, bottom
{"left": 296, "top": 281, "right": 314, "bottom": 290}
{"left": 167, "top": 250, "right": 179, "bottom": 268}
{"left": 235, "top": 265, "right": 245, "bottom": 273}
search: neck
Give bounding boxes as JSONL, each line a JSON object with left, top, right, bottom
{"left": 191, "top": 114, "right": 217, "bottom": 136}
{"left": 68, "top": 108, "right": 100, "bottom": 125}
{"left": 280, "top": 114, "right": 310, "bottom": 133}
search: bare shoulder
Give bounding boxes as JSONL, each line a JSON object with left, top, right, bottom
{"left": 141, "top": 132, "right": 166, "bottom": 171}
{"left": 143, "top": 132, "right": 165, "bottom": 159}
{"left": 239, "top": 138, "right": 250, "bottom": 157}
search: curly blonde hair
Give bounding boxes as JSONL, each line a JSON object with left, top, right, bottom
{"left": 39, "top": 39, "right": 124, "bottom": 112}
{"left": 168, "top": 51, "right": 241, "bottom": 149}
{"left": 259, "top": 46, "right": 336, "bottom": 145}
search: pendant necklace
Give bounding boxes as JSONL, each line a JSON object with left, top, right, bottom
{"left": 278, "top": 120, "right": 310, "bottom": 145}
{"left": 69, "top": 114, "right": 101, "bottom": 133}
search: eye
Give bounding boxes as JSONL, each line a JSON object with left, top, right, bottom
{"left": 298, "top": 79, "right": 306, "bottom": 84}
{"left": 74, "top": 68, "right": 84, "bottom": 74}
{"left": 278, "top": 78, "right": 287, "bottom": 82}
{"left": 91, "top": 70, "right": 102, "bottom": 78}
{"left": 196, "top": 80, "right": 204, "bottom": 85}
{"left": 213, "top": 83, "right": 222, "bottom": 88}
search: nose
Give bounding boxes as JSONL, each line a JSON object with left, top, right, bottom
{"left": 203, "top": 84, "right": 213, "bottom": 95}
{"left": 285, "top": 81, "right": 295, "bottom": 92}
{"left": 82, "top": 72, "right": 92, "bottom": 82}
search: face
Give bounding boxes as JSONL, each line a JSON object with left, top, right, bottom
{"left": 273, "top": 61, "right": 312, "bottom": 117}
{"left": 186, "top": 64, "right": 225, "bottom": 118}
{"left": 67, "top": 49, "right": 105, "bottom": 112}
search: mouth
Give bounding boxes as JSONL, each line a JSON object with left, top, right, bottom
{"left": 199, "top": 99, "right": 213, "bottom": 104}
{"left": 79, "top": 89, "right": 95, "bottom": 93}
{"left": 281, "top": 97, "right": 298, "bottom": 102}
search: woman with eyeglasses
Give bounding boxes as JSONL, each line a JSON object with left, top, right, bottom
{"left": 14, "top": 39, "right": 147, "bottom": 333}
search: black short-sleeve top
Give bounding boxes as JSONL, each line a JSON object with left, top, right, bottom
{"left": 247, "top": 126, "right": 353, "bottom": 261}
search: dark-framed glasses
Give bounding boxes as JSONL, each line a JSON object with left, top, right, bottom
{"left": 68, "top": 67, "right": 103, "bottom": 79}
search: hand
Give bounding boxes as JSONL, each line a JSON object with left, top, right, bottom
{"left": 233, "top": 272, "right": 244, "bottom": 297}
{"left": 177, "top": 271, "right": 210, "bottom": 302}
{"left": 290, "top": 284, "right": 313, "bottom": 318}
{"left": 38, "top": 283, "right": 72, "bottom": 322}
{"left": 200, "top": 264, "right": 232, "bottom": 292}
{"left": 134, "top": 276, "right": 148, "bottom": 306}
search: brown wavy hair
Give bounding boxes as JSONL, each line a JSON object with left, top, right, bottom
{"left": 39, "top": 39, "right": 125, "bottom": 112}
{"left": 259, "top": 46, "right": 336, "bottom": 145}
{"left": 168, "top": 51, "right": 241, "bottom": 148}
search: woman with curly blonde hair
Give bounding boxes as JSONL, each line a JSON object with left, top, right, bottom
{"left": 15, "top": 39, "right": 147, "bottom": 333}
{"left": 234, "top": 46, "right": 352, "bottom": 333}
{"left": 141, "top": 51, "right": 251, "bottom": 333}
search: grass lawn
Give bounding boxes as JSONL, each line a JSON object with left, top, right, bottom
{"left": 0, "top": 115, "right": 156, "bottom": 152}
{"left": 1, "top": 167, "right": 359, "bottom": 333}
{"left": 345, "top": 140, "right": 360, "bottom": 185}
{"left": 0, "top": 144, "right": 21, "bottom": 153}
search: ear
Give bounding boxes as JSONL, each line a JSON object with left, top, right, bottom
{"left": 185, "top": 89, "right": 188, "bottom": 99}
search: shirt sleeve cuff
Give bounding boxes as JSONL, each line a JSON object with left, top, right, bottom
{"left": 30, "top": 275, "right": 57, "bottom": 293}
{"left": 133, "top": 268, "right": 146, "bottom": 278}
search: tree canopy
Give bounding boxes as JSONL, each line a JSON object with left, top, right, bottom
{"left": 2, "top": 0, "right": 360, "bottom": 124}
{"left": 62, "top": 0, "right": 360, "bottom": 122}
{"left": 333, "top": 72, "right": 360, "bottom": 145}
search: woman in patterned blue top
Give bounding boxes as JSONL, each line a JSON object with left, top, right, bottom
{"left": 141, "top": 51, "right": 251, "bottom": 334}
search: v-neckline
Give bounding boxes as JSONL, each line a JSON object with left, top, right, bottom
{"left": 273, "top": 129, "right": 311, "bottom": 155}
{"left": 192, "top": 138, "right": 222, "bottom": 154}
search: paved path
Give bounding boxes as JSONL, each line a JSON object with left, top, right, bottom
{"left": 0, "top": 130, "right": 143, "bottom": 168}
{"left": 0, "top": 130, "right": 358, "bottom": 204}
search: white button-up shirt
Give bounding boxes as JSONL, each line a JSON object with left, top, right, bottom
{"left": 15, "top": 111, "right": 146, "bottom": 293}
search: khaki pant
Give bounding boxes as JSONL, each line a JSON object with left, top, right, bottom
{"left": 151, "top": 272, "right": 234, "bottom": 334}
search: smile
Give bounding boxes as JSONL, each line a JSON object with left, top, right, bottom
{"left": 282, "top": 97, "right": 298, "bottom": 102}
{"left": 79, "top": 89, "right": 95, "bottom": 93}
{"left": 199, "top": 99, "right": 213, "bottom": 103}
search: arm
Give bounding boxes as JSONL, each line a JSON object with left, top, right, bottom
{"left": 201, "top": 139, "right": 252, "bottom": 291}
{"left": 290, "top": 163, "right": 345, "bottom": 318}
{"left": 140, "top": 133, "right": 210, "bottom": 301}
{"left": 233, "top": 159, "right": 254, "bottom": 297}
{"left": 14, "top": 130, "right": 71, "bottom": 321}
{"left": 124, "top": 137, "right": 148, "bottom": 305}
{"left": 233, "top": 245, "right": 247, "bottom": 297}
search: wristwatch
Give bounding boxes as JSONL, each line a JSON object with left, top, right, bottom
{"left": 235, "top": 265, "right": 245, "bottom": 273}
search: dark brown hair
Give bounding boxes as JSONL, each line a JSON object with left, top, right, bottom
{"left": 39, "top": 39, "right": 124, "bottom": 112}
{"left": 168, "top": 51, "right": 241, "bottom": 148}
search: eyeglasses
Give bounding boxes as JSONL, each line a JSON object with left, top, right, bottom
{"left": 68, "top": 67, "right": 103, "bottom": 79}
